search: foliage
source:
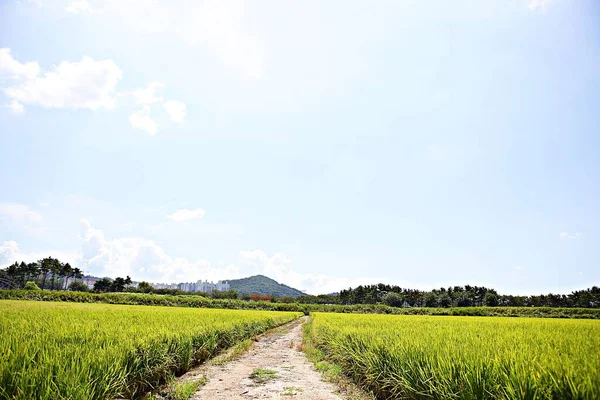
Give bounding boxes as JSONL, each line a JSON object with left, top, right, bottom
{"left": 484, "top": 291, "right": 499, "bottom": 306}
{"left": 209, "top": 289, "right": 238, "bottom": 299}
{"left": 93, "top": 277, "right": 112, "bottom": 292}
{"left": 423, "top": 292, "right": 438, "bottom": 307}
{"left": 3, "top": 260, "right": 599, "bottom": 308}
{"left": 0, "top": 300, "right": 300, "bottom": 400}
{"left": 228, "top": 275, "right": 305, "bottom": 297}
{"left": 381, "top": 292, "right": 403, "bottom": 307}
{"left": 1, "top": 289, "right": 599, "bottom": 318}
{"left": 68, "top": 280, "right": 89, "bottom": 292}
{"left": 23, "top": 281, "right": 40, "bottom": 291}
{"left": 339, "top": 283, "right": 600, "bottom": 308}
{"left": 137, "top": 281, "right": 154, "bottom": 293}
{"left": 0, "top": 258, "right": 82, "bottom": 290}
{"left": 309, "top": 313, "right": 600, "bottom": 399}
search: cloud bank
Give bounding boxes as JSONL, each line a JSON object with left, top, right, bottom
{"left": 0, "top": 48, "right": 186, "bottom": 135}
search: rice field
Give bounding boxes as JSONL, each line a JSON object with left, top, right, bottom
{"left": 0, "top": 300, "right": 301, "bottom": 400}
{"left": 308, "top": 313, "right": 600, "bottom": 399}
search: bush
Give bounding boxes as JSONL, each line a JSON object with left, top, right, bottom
{"left": 23, "top": 281, "right": 41, "bottom": 291}
{"left": 68, "top": 280, "right": 89, "bottom": 292}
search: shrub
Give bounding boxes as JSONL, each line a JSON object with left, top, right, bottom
{"left": 23, "top": 281, "right": 41, "bottom": 291}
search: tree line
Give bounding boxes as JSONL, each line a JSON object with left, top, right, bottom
{"left": 1, "top": 257, "right": 598, "bottom": 308}
{"left": 0, "top": 258, "right": 83, "bottom": 291}
{"left": 335, "top": 284, "right": 600, "bottom": 308}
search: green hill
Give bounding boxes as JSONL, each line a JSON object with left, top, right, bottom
{"left": 228, "top": 275, "right": 305, "bottom": 297}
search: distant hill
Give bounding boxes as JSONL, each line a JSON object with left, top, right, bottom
{"left": 228, "top": 275, "right": 305, "bottom": 297}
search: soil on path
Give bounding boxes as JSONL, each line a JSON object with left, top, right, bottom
{"left": 185, "top": 316, "right": 345, "bottom": 400}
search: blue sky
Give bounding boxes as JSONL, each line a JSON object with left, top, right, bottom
{"left": 0, "top": 0, "right": 598, "bottom": 294}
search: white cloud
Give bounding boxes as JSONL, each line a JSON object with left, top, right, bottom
{"left": 63, "top": 0, "right": 265, "bottom": 80}
{"left": 5, "top": 100, "right": 25, "bottom": 115}
{"left": 1, "top": 47, "right": 187, "bottom": 134}
{"left": 559, "top": 232, "right": 581, "bottom": 240}
{"left": 0, "top": 240, "right": 79, "bottom": 269}
{"left": 529, "top": 0, "right": 551, "bottom": 11}
{"left": 0, "top": 203, "right": 44, "bottom": 234}
{"left": 128, "top": 81, "right": 165, "bottom": 105}
{"left": 167, "top": 208, "right": 205, "bottom": 222}
{"left": 0, "top": 48, "right": 40, "bottom": 80}
{"left": 129, "top": 106, "right": 158, "bottom": 135}
{"left": 163, "top": 100, "right": 186, "bottom": 123}
{"left": 1, "top": 50, "right": 122, "bottom": 110}
{"left": 515, "top": 265, "right": 524, "bottom": 271}
{"left": 0, "top": 241, "right": 20, "bottom": 266}
{"left": 79, "top": 219, "right": 238, "bottom": 282}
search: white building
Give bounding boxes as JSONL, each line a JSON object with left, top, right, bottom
{"left": 151, "top": 280, "right": 230, "bottom": 293}
{"left": 195, "top": 280, "right": 230, "bottom": 293}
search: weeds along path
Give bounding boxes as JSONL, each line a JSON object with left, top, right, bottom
{"left": 183, "top": 316, "right": 342, "bottom": 400}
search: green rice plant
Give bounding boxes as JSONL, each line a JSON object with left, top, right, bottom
{"left": 0, "top": 300, "right": 300, "bottom": 400}
{"left": 309, "top": 313, "right": 600, "bottom": 399}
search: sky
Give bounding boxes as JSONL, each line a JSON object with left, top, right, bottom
{"left": 0, "top": 0, "right": 599, "bottom": 295}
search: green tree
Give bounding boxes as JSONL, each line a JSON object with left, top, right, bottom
{"left": 26, "top": 262, "right": 40, "bottom": 286}
{"left": 110, "top": 277, "right": 126, "bottom": 292}
{"left": 137, "top": 281, "right": 154, "bottom": 293}
{"left": 382, "top": 292, "right": 403, "bottom": 307}
{"left": 60, "top": 263, "right": 73, "bottom": 290}
{"left": 5, "top": 262, "right": 19, "bottom": 285}
{"left": 424, "top": 292, "right": 438, "bottom": 307}
{"left": 39, "top": 258, "right": 55, "bottom": 290}
{"left": 49, "top": 259, "right": 62, "bottom": 290}
{"left": 484, "top": 292, "right": 499, "bottom": 307}
{"left": 68, "top": 280, "right": 89, "bottom": 292}
{"left": 93, "top": 278, "right": 112, "bottom": 292}
{"left": 438, "top": 293, "right": 452, "bottom": 308}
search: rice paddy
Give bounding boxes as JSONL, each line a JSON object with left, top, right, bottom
{"left": 308, "top": 312, "right": 600, "bottom": 399}
{"left": 0, "top": 300, "right": 301, "bottom": 400}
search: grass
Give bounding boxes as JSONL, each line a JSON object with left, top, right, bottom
{"left": 0, "top": 300, "right": 300, "bottom": 400}
{"left": 250, "top": 369, "right": 278, "bottom": 384}
{"left": 169, "top": 378, "right": 205, "bottom": 400}
{"left": 309, "top": 312, "right": 600, "bottom": 399}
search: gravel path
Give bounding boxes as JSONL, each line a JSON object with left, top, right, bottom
{"left": 188, "top": 316, "right": 343, "bottom": 400}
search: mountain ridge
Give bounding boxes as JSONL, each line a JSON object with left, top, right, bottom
{"left": 228, "top": 275, "right": 305, "bottom": 297}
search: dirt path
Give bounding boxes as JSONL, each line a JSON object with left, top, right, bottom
{"left": 187, "top": 316, "right": 343, "bottom": 400}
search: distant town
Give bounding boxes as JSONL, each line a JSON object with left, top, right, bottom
{"left": 80, "top": 276, "right": 230, "bottom": 293}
